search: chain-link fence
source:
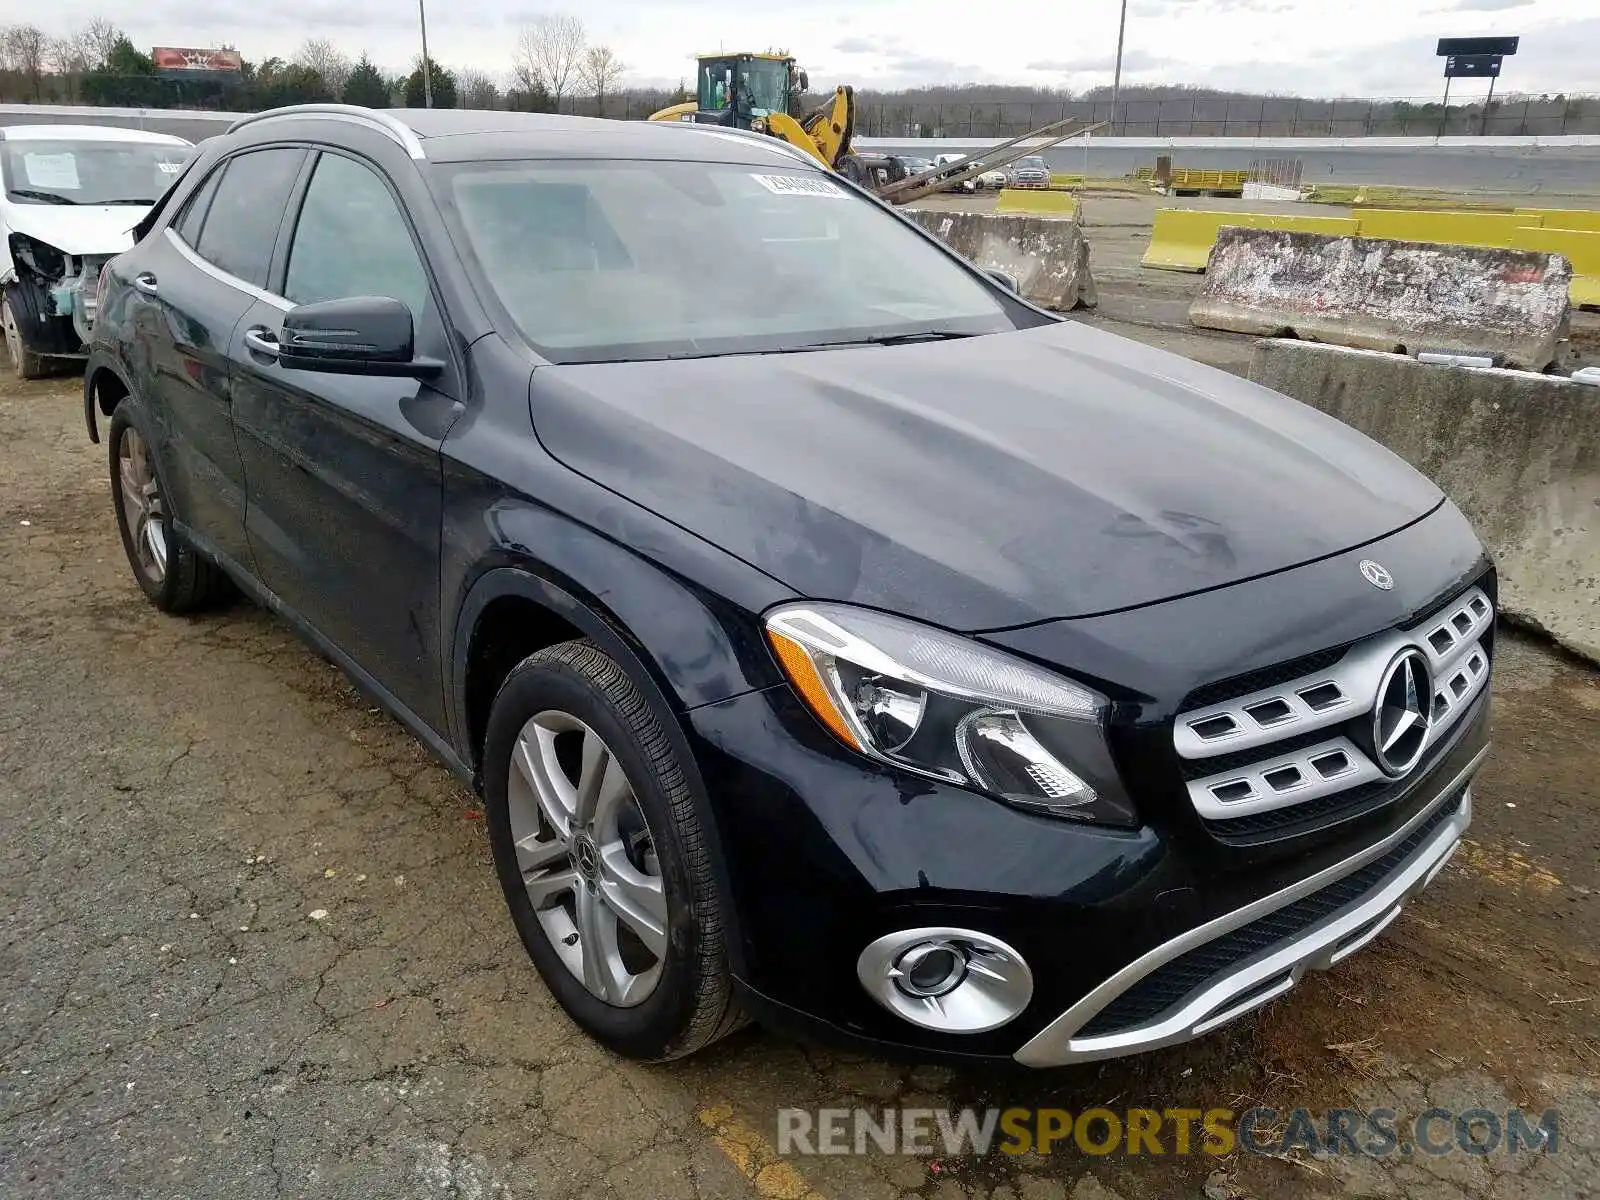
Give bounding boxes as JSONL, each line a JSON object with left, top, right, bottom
{"left": 849, "top": 94, "right": 1600, "bottom": 139}
{"left": 5, "top": 84, "right": 1597, "bottom": 138}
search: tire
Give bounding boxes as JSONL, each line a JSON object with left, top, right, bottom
{"left": 107, "top": 406, "right": 232, "bottom": 613}
{"left": 483, "top": 639, "right": 743, "bottom": 1061}
{"left": 1, "top": 290, "right": 48, "bottom": 381}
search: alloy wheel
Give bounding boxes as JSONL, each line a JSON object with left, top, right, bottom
{"left": 507, "top": 710, "right": 668, "bottom": 1006}
{"left": 117, "top": 427, "right": 169, "bottom": 584}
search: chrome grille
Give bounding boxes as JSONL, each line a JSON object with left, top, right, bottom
{"left": 1174, "top": 588, "right": 1493, "bottom": 823}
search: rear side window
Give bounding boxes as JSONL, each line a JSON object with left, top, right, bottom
{"left": 284, "top": 153, "right": 429, "bottom": 317}
{"left": 173, "top": 166, "right": 223, "bottom": 246}
{"left": 194, "top": 148, "right": 306, "bottom": 288}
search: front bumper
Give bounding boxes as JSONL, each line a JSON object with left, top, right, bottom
{"left": 1014, "top": 749, "right": 1480, "bottom": 1065}
{"left": 687, "top": 664, "right": 1490, "bottom": 1067}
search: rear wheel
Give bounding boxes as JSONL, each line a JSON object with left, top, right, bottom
{"left": 108, "top": 407, "right": 232, "bottom": 613}
{"left": 484, "top": 640, "right": 743, "bottom": 1060}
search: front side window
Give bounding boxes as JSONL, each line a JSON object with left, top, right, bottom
{"left": 0, "top": 139, "right": 192, "bottom": 207}
{"left": 439, "top": 159, "right": 1024, "bottom": 364}
{"left": 284, "top": 153, "right": 429, "bottom": 317}
{"left": 194, "top": 148, "right": 306, "bottom": 288}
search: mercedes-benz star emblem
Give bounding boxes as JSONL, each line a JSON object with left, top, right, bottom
{"left": 1372, "top": 650, "right": 1433, "bottom": 777}
{"left": 1360, "top": 560, "right": 1394, "bottom": 590}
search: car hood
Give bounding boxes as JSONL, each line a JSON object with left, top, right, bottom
{"left": 4, "top": 204, "right": 143, "bottom": 257}
{"left": 529, "top": 321, "right": 1443, "bottom": 631}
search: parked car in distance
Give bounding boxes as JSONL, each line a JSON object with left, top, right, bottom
{"left": 86, "top": 105, "right": 1495, "bottom": 1070}
{"left": 1009, "top": 155, "right": 1052, "bottom": 189}
{"left": 976, "top": 167, "right": 1009, "bottom": 190}
{"left": 932, "top": 151, "right": 977, "bottom": 193}
{"left": 1, "top": 124, "right": 193, "bottom": 379}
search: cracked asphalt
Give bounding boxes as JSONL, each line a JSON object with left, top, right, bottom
{"left": 2, "top": 357, "right": 1597, "bottom": 1199}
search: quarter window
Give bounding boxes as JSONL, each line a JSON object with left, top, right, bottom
{"left": 172, "top": 165, "right": 222, "bottom": 246}
{"left": 193, "top": 148, "right": 306, "bottom": 288}
{"left": 284, "top": 153, "right": 429, "bottom": 317}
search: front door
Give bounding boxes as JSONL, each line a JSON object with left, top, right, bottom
{"left": 229, "top": 149, "right": 460, "bottom": 733}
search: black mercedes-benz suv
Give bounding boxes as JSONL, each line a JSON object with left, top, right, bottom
{"left": 84, "top": 105, "right": 1493, "bottom": 1067}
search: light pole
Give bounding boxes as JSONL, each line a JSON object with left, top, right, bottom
{"left": 1110, "top": 0, "right": 1128, "bottom": 135}
{"left": 418, "top": 0, "right": 434, "bottom": 108}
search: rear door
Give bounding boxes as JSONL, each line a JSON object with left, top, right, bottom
{"left": 125, "top": 147, "right": 305, "bottom": 569}
{"left": 229, "top": 147, "right": 461, "bottom": 731}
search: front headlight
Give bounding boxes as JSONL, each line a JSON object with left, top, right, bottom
{"left": 765, "top": 604, "right": 1136, "bottom": 825}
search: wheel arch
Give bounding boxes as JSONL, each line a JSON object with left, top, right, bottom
{"left": 83, "top": 359, "right": 133, "bottom": 445}
{"left": 451, "top": 563, "right": 753, "bottom": 976}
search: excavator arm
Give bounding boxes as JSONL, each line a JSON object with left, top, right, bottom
{"left": 765, "top": 86, "right": 855, "bottom": 171}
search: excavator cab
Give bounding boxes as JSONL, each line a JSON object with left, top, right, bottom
{"left": 648, "top": 53, "right": 852, "bottom": 174}
{"left": 695, "top": 54, "right": 799, "bottom": 128}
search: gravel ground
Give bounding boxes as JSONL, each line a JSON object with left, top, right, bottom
{"left": 1, "top": 338, "right": 1596, "bottom": 1199}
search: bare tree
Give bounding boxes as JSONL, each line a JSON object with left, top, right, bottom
{"left": 79, "top": 17, "right": 120, "bottom": 68}
{"left": 456, "top": 67, "right": 500, "bottom": 110}
{"left": 578, "top": 44, "right": 625, "bottom": 116}
{"left": 514, "top": 14, "right": 584, "bottom": 110}
{"left": 294, "top": 37, "right": 352, "bottom": 98}
{"left": 4, "top": 25, "right": 47, "bottom": 100}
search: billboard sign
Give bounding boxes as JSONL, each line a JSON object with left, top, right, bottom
{"left": 152, "top": 47, "right": 244, "bottom": 79}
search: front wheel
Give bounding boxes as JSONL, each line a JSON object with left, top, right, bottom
{"left": 483, "top": 640, "right": 743, "bottom": 1061}
{"left": 1, "top": 291, "right": 47, "bottom": 381}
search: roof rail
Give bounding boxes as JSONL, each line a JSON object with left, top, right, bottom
{"left": 225, "top": 104, "right": 426, "bottom": 160}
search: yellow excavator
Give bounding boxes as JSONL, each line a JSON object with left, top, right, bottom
{"left": 647, "top": 51, "right": 1104, "bottom": 204}
{"left": 647, "top": 52, "right": 860, "bottom": 177}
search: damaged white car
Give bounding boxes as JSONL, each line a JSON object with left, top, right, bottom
{"left": 2, "top": 124, "right": 193, "bottom": 379}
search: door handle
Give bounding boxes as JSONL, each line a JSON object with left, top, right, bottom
{"left": 243, "top": 327, "right": 280, "bottom": 358}
{"left": 133, "top": 272, "right": 159, "bottom": 296}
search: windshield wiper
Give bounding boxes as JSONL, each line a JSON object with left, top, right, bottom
{"left": 775, "top": 329, "right": 984, "bottom": 352}
{"left": 101, "top": 198, "right": 158, "bottom": 206}
{"left": 8, "top": 189, "right": 77, "bottom": 205}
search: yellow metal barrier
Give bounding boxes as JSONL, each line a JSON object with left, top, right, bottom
{"left": 1511, "top": 227, "right": 1600, "bottom": 309}
{"left": 994, "top": 189, "right": 1080, "bottom": 216}
{"left": 1142, "top": 210, "right": 1360, "bottom": 271}
{"left": 1514, "top": 208, "right": 1600, "bottom": 233}
{"left": 1353, "top": 209, "right": 1536, "bottom": 248}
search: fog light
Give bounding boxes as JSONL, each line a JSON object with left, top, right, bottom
{"left": 858, "top": 927, "right": 1033, "bottom": 1033}
{"left": 892, "top": 941, "right": 968, "bottom": 998}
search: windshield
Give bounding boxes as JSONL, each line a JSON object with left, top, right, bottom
{"left": 1, "top": 139, "right": 193, "bottom": 206}
{"left": 698, "top": 57, "right": 789, "bottom": 118}
{"left": 1017, "top": 157, "right": 1047, "bottom": 171}
{"left": 441, "top": 159, "right": 1024, "bottom": 364}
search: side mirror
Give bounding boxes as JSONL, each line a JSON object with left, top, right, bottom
{"left": 985, "top": 268, "right": 1020, "bottom": 293}
{"left": 280, "top": 296, "right": 443, "bottom": 378}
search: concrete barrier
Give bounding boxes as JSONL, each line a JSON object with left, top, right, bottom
{"left": 906, "top": 209, "right": 1097, "bottom": 310}
{"left": 1353, "top": 208, "right": 1537, "bottom": 248}
{"left": 1510, "top": 227, "right": 1600, "bottom": 309}
{"left": 1515, "top": 208, "right": 1600, "bottom": 233}
{"left": 1142, "top": 209, "right": 1360, "bottom": 271}
{"left": 1250, "top": 340, "right": 1600, "bottom": 665}
{"left": 1191, "top": 227, "right": 1571, "bottom": 370}
{"left": 994, "top": 189, "right": 1080, "bottom": 216}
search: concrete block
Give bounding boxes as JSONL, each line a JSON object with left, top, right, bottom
{"left": 1141, "top": 209, "right": 1359, "bottom": 271}
{"left": 906, "top": 209, "right": 1097, "bottom": 311}
{"left": 1193, "top": 227, "right": 1572, "bottom": 370}
{"left": 1250, "top": 339, "right": 1600, "bottom": 665}
{"left": 1355, "top": 208, "right": 1534, "bottom": 248}
{"left": 1511, "top": 226, "right": 1600, "bottom": 309}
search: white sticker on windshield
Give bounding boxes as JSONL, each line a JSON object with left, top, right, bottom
{"left": 157, "top": 160, "right": 185, "bottom": 174}
{"left": 22, "top": 152, "right": 80, "bottom": 190}
{"left": 750, "top": 173, "right": 846, "bottom": 198}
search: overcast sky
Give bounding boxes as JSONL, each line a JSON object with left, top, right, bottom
{"left": 42, "top": 0, "right": 1600, "bottom": 96}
